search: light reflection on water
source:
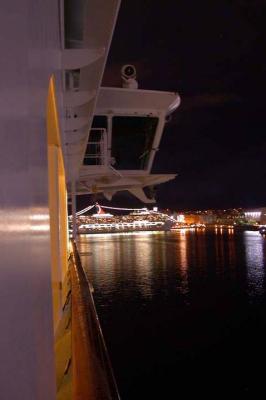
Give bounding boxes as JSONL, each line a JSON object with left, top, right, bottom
{"left": 79, "top": 231, "right": 169, "bottom": 301}
{"left": 79, "top": 229, "right": 266, "bottom": 304}
{"left": 78, "top": 229, "right": 266, "bottom": 398}
{"left": 244, "top": 231, "right": 265, "bottom": 301}
{"left": 176, "top": 230, "right": 189, "bottom": 298}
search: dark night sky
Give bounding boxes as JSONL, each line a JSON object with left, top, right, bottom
{"left": 82, "top": 1, "right": 266, "bottom": 211}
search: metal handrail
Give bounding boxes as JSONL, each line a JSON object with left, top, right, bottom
{"left": 71, "top": 241, "right": 120, "bottom": 399}
{"left": 84, "top": 128, "right": 108, "bottom": 166}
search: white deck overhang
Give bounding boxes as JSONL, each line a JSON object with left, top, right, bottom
{"left": 60, "top": 1, "right": 180, "bottom": 203}
{"left": 60, "top": 0, "right": 121, "bottom": 182}
{"left": 96, "top": 87, "right": 180, "bottom": 117}
{"left": 74, "top": 169, "right": 176, "bottom": 203}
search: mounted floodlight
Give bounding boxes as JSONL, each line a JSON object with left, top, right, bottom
{"left": 121, "top": 64, "right": 138, "bottom": 89}
{"left": 121, "top": 64, "right": 136, "bottom": 79}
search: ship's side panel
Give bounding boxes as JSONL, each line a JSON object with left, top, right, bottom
{"left": 0, "top": 1, "right": 61, "bottom": 399}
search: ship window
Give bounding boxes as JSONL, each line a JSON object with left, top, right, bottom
{"left": 64, "top": 0, "right": 85, "bottom": 48}
{"left": 111, "top": 116, "right": 158, "bottom": 170}
{"left": 91, "top": 115, "right": 107, "bottom": 129}
{"left": 65, "top": 69, "right": 80, "bottom": 91}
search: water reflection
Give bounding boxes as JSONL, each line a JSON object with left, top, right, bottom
{"left": 132, "top": 237, "right": 153, "bottom": 298}
{"left": 79, "top": 232, "right": 167, "bottom": 300}
{"left": 244, "top": 231, "right": 265, "bottom": 301}
{"left": 175, "top": 230, "right": 189, "bottom": 297}
{"left": 78, "top": 229, "right": 266, "bottom": 398}
{"left": 79, "top": 230, "right": 266, "bottom": 304}
{"left": 227, "top": 232, "right": 236, "bottom": 267}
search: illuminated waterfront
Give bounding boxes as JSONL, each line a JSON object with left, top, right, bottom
{"left": 79, "top": 229, "right": 266, "bottom": 398}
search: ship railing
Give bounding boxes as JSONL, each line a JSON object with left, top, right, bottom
{"left": 84, "top": 128, "right": 108, "bottom": 166}
{"left": 70, "top": 240, "right": 120, "bottom": 399}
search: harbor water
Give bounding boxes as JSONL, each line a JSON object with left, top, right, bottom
{"left": 78, "top": 229, "right": 266, "bottom": 398}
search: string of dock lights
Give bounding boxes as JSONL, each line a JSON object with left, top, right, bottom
{"left": 75, "top": 204, "right": 149, "bottom": 216}
{"left": 75, "top": 204, "right": 95, "bottom": 216}
{"left": 100, "top": 205, "right": 148, "bottom": 211}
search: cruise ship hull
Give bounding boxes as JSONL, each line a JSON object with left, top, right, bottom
{"left": 78, "top": 219, "right": 174, "bottom": 234}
